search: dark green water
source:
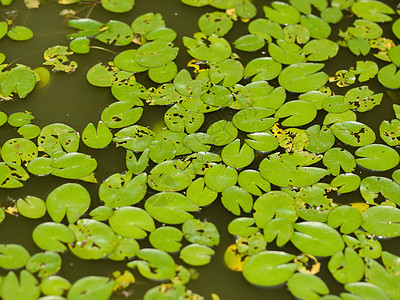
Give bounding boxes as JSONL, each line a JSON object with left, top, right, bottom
{"left": 0, "top": 0, "right": 399, "bottom": 299}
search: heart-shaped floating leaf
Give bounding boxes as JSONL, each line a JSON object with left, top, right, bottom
{"left": 128, "top": 248, "right": 175, "bottom": 280}
{"left": 331, "top": 121, "right": 376, "bottom": 147}
{"left": 244, "top": 57, "right": 282, "bottom": 81}
{"left": 360, "top": 176, "right": 400, "bottom": 206}
{"left": 50, "top": 152, "right": 97, "bottom": 181}
{"left": 260, "top": 152, "right": 329, "bottom": 188}
{"left": 0, "top": 244, "right": 30, "bottom": 270}
{"left": 109, "top": 206, "right": 155, "bottom": 239}
{"left": 378, "top": 63, "right": 400, "bottom": 89}
{"left": 228, "top": 217, "right": 259, "bottom": 237}
{"left": 16, "top": 196, "right": 46, "bottom": 219}
{"left": 327, "top": 205, "right": 362, "bottom": 234}
{"left": 101, "top": 101, "right": 143, "bottom": 129}
{"left": 291, "top": 221, "right": 344, "bottom": 257}
{"left": 242, "top": 250, "right": 297, "bottom": 287}
{"left": 164, "top": 104, "right": 204, "bottom": 133}
{"left": 7, "top": 112, "right": 34, "bottom": 127}
{"left": 278, "top": 63, "right": 328, "bottom": 93}
{"left": 362, "top": 206, "right": 400, "bottom": 238}
{"left": 69, "top": 37, "right": 90, "bottom": 54}
{"left": 46, "top": 183, "right": 91, "bottom": 223}
{"left": 148, "top": 159, "right": 195, "bottom": 191}
{"left": 355, "top": 144, "right": 399, "bottom": 171}
{"left": 209, "top": 59, "right": 244, "bottom": 87}
{"left": 180, "top": 244, "right": 215, "bottom": 266}
{"left": 0, "top": 110, "right": 7, "bottom": 126}
{"left": 342, "top": 282, "right": 390, "bottom": 300}
{"left": 113, "top": 125, "right": 154, "bottom": 151}
{"left": 67, "top": 276, "right": 114, "bottom": 300}
{"left": 183, "top": 219, "right": 219, "bottom": 247}
{"left": 323, "top": 148, "right": 356, "bottom": 176}
{"left": 351, "top": 1, "right": 395, "bottom": 22}
{"left": 149, "top": 226, "right": 183, "bottom": 253}
{"left": 145, "top": 192, "right": 199, "bottom": 224}
{"left": 269, "top": 40, "right": 306, "bottom": 65}
{"left": 221, "top": 186, "right": 253, "bottom": 216}
{"left": 26, "top": 251, "right": 61, "bottom": 279}
{"left": 236, "top": 233, "right": 266, "bottom": 255}
{"left": 1, "top": 270, "right": 40, "bottom": 300}
{"left": 328, "top": 247, "right": 364, "bottom": 284}
{"left": 148, "top": 61, "right": 177, "bottom": 84}
{"left": 204, "top": 164, "right": 238, "bottom": 192}
{"left": 263, "top": 2, "right": 301, "bottom": 25}
{"left": 232, "top": 107, "right": 276, "bottom": 132}
{"left": 248, "top": 18, "right": 284, "bottom": 41}
{"left": 131, "top": 12, "right": 165, "bottom": 36}
{"left": 32, "top": 222, "right": 75, "bottom": 252}
{"left": 96, "top": 20, "right": 133, "bottom": 46}
{"left": 146, "top": 27, "right": 177, "bottom": 43}
{"left": 89, "top": 206, "right": 113, "bottom": 221}
{"left": 238, "top": 169, "right": 271, "bottom": 196}
{"left": 7, "top": 26, "right": 33, "bottom": 41}
{"left": 221, "top": 139, "right": 255, "bottom": 168}
{"left": 275, "top": 100, "right": 317, "bottom": 127}
{"left": 108, "top": 236, "right": 139, "bottom": 261}
{"left": 253, "top": 191, "right": 297, "bottom": 228}
{"left": 183, "top": 33, "right": 231, "bottom": 63}
{"left": 234, "top": 34, "right": 265, "bottom": 52}
{"left": 68, "top": 219, "right": 116, "bottom": 259}
{"left": 99, "top": 172, "right": 147, "bottom": 208}
{"left": 331, "top": 173, "right": 360, "bottom": 193}
{"left": 1, "top": 138, "right": 38, "bottom": 165}
{"left": 135, "top": 41, "right": 178, "bottom": 68}
{"left": 37, "top": 123, "right": 80, "bottom": 155}
{"left": 303, "top": 39, "right": 339, "bottom": 61}
{"left": 82, "top": 121, "right": 112, "bottom": 149}
{"left": 186, "top": 177, "right": 218, "bottom": 207}
{"left": 126, "top": 149, "right": 149, "bottom": 174}
{"left": 263, "top": 218, "right": 294, "bottom": 247}
{"left": 300, "top": 14, "right": 331, "bottom": 39}
{"left": 1, "top": 68, "right": 36, "bottom": 98}
{"left": 67, "top": 18, "right": 104, "bottom": 38}
{"left": 40, "top": 275, "right": 71, "bottom": 297}
{"left": 207, "top": 120, "right": 238, "bottom": 146}
{"left": 198, "top": 11, "right": 233, "bottom": 36}
{"left": 174, "top": 69, "right": 210, "bottom": 97}
{"left": 287, "top": 273, "right": 329, "bottom": 299}
{"left": 0, "top": 162, "right": 30, "bottom": 188}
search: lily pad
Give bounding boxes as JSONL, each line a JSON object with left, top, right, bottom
{"left": 331, "top": 121, "right": 376, "bottom": 147}
{"left": 287, "top": 273, "right": 329, "bottom": 299}
{"left": 362, "top": 206, "right": 400, "bottom": 238}
{"left": 221, "top": 186, "right": 253, "bottom": 216}
{"left": 351, "top": 1, "right": 394, "bottom": 23}
{"left": 180, "top": 244, "right": 215, "bottom": 266}
{"left": 355, "top": 144, "right": 399, "bottom": 171}
{"left": 204, "top": 164, "right": 238, "bottom": 192}
{"left": 149, "top": 226, "right": 183, "bottom": 253}
{"left": 186, "top": 177, "right": 218, "bottom": 206}
{"left": 82, "top": 121, "right": 112, "bottom": 149}
{"left": 221, "top": 139, "right": 255, "bottom": 168}
{"left": 234, "top": 34, "right": 265, "bottom": 52}
{"left": 242, "top": 251, "right": 297, "bottom": 287}
{"left": 263, "top": 2, "right": 301, "bottom": 25}
{"left": 32, "top": 222, "right": 75, "bottom": 252}
{"left": 1, "top": 271, "right": 40, "bottom": 300}
{"left": 7, "top": 26, "right": 33, "bottom": 41}
{"left": 26, "top": 251, "right": 61, "bottom": 278}
{"left": 67, "top": 276, "right": 113, "bottom": 300}
{"left": 16, "top": 195, "right": 46, "bottom": 219}
{"left": 198, "top": 11, "right": 233, "bottom": 36}
{"left": 37, "top": 123, "right": 80, "bottom": 155}
{"left": 0, "top": 244, "right": 30, "bottom": 269}
{"left": 328, "top": 247, "right": 364, "bottom": 284}
{"left": 183, "top": 33, "right": 231, "bottom": 63}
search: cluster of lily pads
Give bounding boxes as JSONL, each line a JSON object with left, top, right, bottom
{"left": 1, "top": 0, "right": 400, "bottom": 299}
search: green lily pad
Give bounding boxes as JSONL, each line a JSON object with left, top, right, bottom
{"left": 89, "top": 206, "right": 113, "bottom": 221}
{"left": 96, "top": 20, "right": 133, "bottom": 46}
{"left": 331, "top": 121, "right": 376, "bottom": 147}
{"left": 378, "top": 63, "right": 400, "bottom": 89}
{"left": 353, "top": 60, "right": 378, "bottom": 82}
{"left": 305, "top": 125, "right": 335, "bottom": 153}
{"left": 242, "top": 251, "right": 297, "bottom": 287}
{"left": 145, "top": 192, "right": 199, "bottom": 224}
{"left": 7, "top": 112, "right": 34, "bottom": 127}
{"left": 149, "top": 226, "right": 183, "bottom": 252}
{"left": 303, "top": 39, "right": 339, "bottom": 61}
{"left": 180, "top": 244, "right": 215, "bottom": 266}
{"left": 283, "top": 24, "right": 310, "bottom": 44}
{"left": 234, "top": 34, "right": 265, "bottom": 52}
{"left": 323, "top": 148, "right": 356, "bottom": 176}
{"left": 204, "top": 164, "right": 238, "bottom": 192}
{"left": 108, "top": 236, "right": 139, "bottom": 261}
{"left": 174, "top": 69, "right": 210, "bottom": 97}
{"left": 101, "top": 101, "right": 143, "bottom": 128}
{"left": 342, "top": 282, "right": 390, "bottom": 300}
{"left": 348, "top": 38, "right": 371, "bottom": 56}
{"left": 40, "top": 276, "right": 71, "bottom": 296}
{"left": 2, "top": 271, "right": 40, "bottom": 300}
{"left": 344, "top": 86, "right": 382, "bottom": 113}
{"left": 109, "top": 206, "right": 155, "bottom": 239}
{"left": 183, "top": 33, "right": 231, "bottom": 63}
{"left": 355, "top": 144, "right": 399, "bottom": 171}
{"left": 0, "top": 162, "right": 30, "bottom": 188}
{"left": 275, "top": 100, "right": 317, "bottom": 127}
{"left": 269, "top": 40, "right": 306, "bottom": 65}
{"left": 221, "top": 139, "right": 255, "bottom": 168}
{"left": 245, "top": 132, "right": 279, "bottom": 152}
{"left": 183, "top": 219, "right": 219, "bottom": 246}
{"left": 17, "top": 124, "right": 41, "bottom": 139}
{"left": 263, "top": 2, "right": 301, "bottom": 25}
{"left": 393, "top": 18, "right": 400, "bottom": 40}
{"left": 66, "top": 18, "right": 103, "bottom": 39}
{"left": 46, "top": 183, "right": 90, "bottom": 223}
{"left": 146, "top": 27, "right": 177, "bottom": 42}
{"left": 351, "top": 1, "right": 394, "bottom": 23}
{"left": 233, "top": 107, "right": 276, "bottom": 132}
{"left": 362, "top": 206, "right": 400, "bottom": 238}
{"left": 37, "top": 123, "right": 80, "bottom": 155}
{"left": 82, "top": 121, "right": 112, "bottom": 149}
{"left": 1, "top": 68, "right": 36, "bottom": 98}
{"left": 0, "top": 110, "right": 7, "bottom": 126}
{"left": 207, "top": 120, "right": 238, "bottom": 146}
{"left": 148, "top": 61, "right": 177, "bottom": 83}
{"left": 164, "top": 104, "right": 204, "bottom": 133}
{"left": 69, "top": 37, "right": 90, "bottom": 54}
{"left": 228, "top": 217, "right": 259, "bottom": 237}
{"left": 68, "top": 219, "right": 116, "bottom": 259}
{"left": 113, "top": 125, "right": 154, "bottom": 151}
{"left": 253, "top": 191, "right": 297, "bottom": 228}
{"left": 238, "top": 169, "right": 271, "bottom": 196}
{"left": 330, "top": 173, "right": 360, "bottom": 193}
{"left": 1, "top": 138, "right": 38, "bottom": 165}
{"left": 32, "top": 222, "right": 75, "bottom": 252}
{"left": 126, "top": 149, "right": 149, "bottom": 174}
{"left": 328, "top": 247, "right": 364, "bottom": 284}
{"left": 291, "top": 221, "right": 345, "bottom": 257}
{"left": 127, "top": 248, "right": 175, "bottom": 280}
{"left": 300, "top": 14, "right": 331, "bottom": 39}
{"left": 278, "top": 63, "right": 328, "bottom": 93}
{"left": 0, "top": 244, "right": 30, "bottom": 269}
{"left": 113, "top": 50, "right": 148, "bottom": 73}
{"left": 131, "top": 12, "right": 165, "bottom": 36}
{"left": 135, "top": 41, "right": 178, "bottom": 68}
{"left": 7, "top": 26, "right": 33, "bottom": 41}
{"left": 26, "top": 251, "right": 61, "bottom": 278}
{"left": 221, "top": 186, "right": 253, "bottom": 216}
{"left": 321, "top": 7, "right": 343, "bottom": 24}
{"left": 244, "top": 57, "right": 282, "bottom": 81}
{"left": 198, "top": 11, "right": 233, "bottom": 36}
{"left": 287, "top": 273, "right": 329, "bottom": 299}
{"left": 67, "top": 276, "right": 113, "bottom": 300}
{"left": 17, "top": 196, "right": 46, "bottom": 219}
{"left": 186, "top": 177, "right": 218, "bottom": 207}
{"left": 260, "top": 151, "right": 329, "bottom": 188}
{"left": 209, "top": 59, "right": 244, "bottom": 86}
{"left": 263, "top": 218, "right": 294, "bottom": 247}
{"left": 360, "top": 176, "right": 400, "bottom": 206}
{"left": 327, "top": 206, "right": 361, "bottom": 234}
{"left": 99, "top": 172, "right": 147, "bottom": 208}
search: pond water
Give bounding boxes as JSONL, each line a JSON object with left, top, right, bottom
{"left": 0, "top": 0, "right": 400, "bottom": 299}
